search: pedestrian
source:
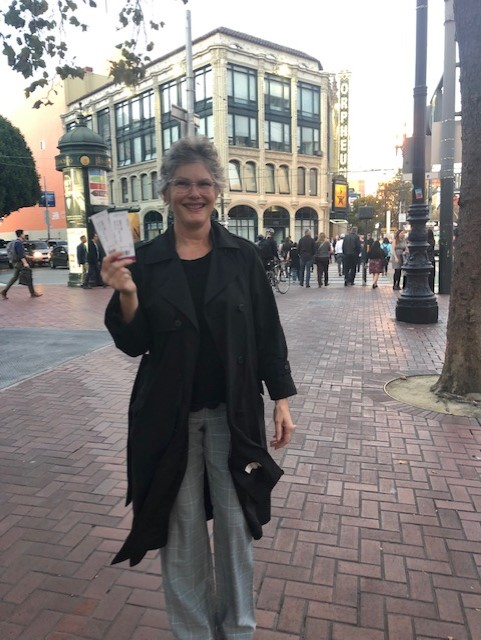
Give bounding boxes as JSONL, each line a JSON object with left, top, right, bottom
{"left": 342, "top": 227, "right": 361, "bottom": 286}
{"left": 426, "top": 227, "right": 436, "bottom": 292}
{"left": 280, "top": 236, "right": 293, "bottom": 260}
{"left": 381, "top": 236, "right": 392, "bottom": 275}
{"left": 1, "top": 229, "right": 42, "bottom": 299}
{"left": 288, "top": 242, "right": 299, "bottom": 282}
{"left": 314, "top": 232, "right": 332, "bottom": 287}
{"left": 76, "top": 234, "right": 89, "bottom": 287}
{"left": 368, "top": 240, "right": 385, "bottom": 288}
{"left": 257, "top": 228, "right": 278, "bottom": 273}
{"left": 391, "top": 229, "right": 407, "bottom": 290}
{"left": 298, "top": 228, "right": 316, "bottom": 287}
{"left": 334, "top": 234, "right": 345, "bottom": 275}
{"left": 101, "top": 136, "right": 296, "bottom": 640}
{"left": 85, "top": 233, "right": 104, "bottom": 287}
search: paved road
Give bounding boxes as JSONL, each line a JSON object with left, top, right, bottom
{"left": 1, "top": 271, "right": 480, "bottom": 640}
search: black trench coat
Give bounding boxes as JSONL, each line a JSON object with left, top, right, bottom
{"left": 105, "top": 222, "right": 297, "bottom": 566}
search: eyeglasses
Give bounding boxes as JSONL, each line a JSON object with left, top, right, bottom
{"left": 168, "top": 179, "right": 217, "bottom": 194}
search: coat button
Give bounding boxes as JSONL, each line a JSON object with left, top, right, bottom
{"left": 237, "top": 355, "right": 245, "bottom": 364}
{"left": 238, "top": 303, "right": 245, "bottom": 311}
{"left": 174, "top": 320, "right": 182, "bottom": 328}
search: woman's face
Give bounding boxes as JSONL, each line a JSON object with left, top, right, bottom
{"left": 164, "top": 162, "right": 218, "bottom": 232}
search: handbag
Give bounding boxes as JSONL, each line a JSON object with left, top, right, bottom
{"left": 19, "top": 267, "right": 33, "bottom": 286}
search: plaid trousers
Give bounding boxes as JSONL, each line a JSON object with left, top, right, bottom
{"left": 161, "top": 404, "right": 255, "bottom": 640}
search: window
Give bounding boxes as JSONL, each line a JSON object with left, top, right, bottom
{"left": 228, "top": 114, "right": 257, "bottom": 148}
{"left": 115, "top": 90, "right": 156, "bottom": 166}
{"left": 245, "top": 162, "right": 257, "bottom": 192}
{"left": 298, "top": 82, "right": 320, "bottom": 118}
{"left": 265, "top": 75, "right": 290, "bottom": 113}
{"left": 97, "top": 108, "right": 111, "bottom": 150}
{"left": 309, "top": 168, "right": 318, "bottom": 196}
{"left": 279, "top": 165, "right": 290, "bottom": 194}
{"left": 265, "top": 164, "right": 275, "bottom": 193}
{"left": 141, "top": 174, "right": 149, "bottom": 200}
{"left": 121, "top": 177, "right": 128, "bottom": 203}
{"left": 228, "top": 64, "right": 257, "bottom": 106}
{"left": 160, "top": 78, "right": 186, "bottom": 153}
{"left": 131, "top": 176, "right": 139, "bottom": 201}
{"left": 264, "top": 121, "right": 290, "bottom": 152}
{"left": 297, "top": 167, "right": 306, "bottom": 195}
{"left": 151, "top": 171, "right": 158, "bottom": 199}
{"left": 298, "top": 125, "right": 320, "bottom": 155}
{"left": 229, "top": 161, "right": 242, "bottom": 191}
{"left": 195, "top": 66, "right": 213, "bottom": 108}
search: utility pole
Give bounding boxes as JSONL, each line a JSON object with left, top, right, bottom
{"left": 438, "top": 0, "right": 456, "bottom": 294}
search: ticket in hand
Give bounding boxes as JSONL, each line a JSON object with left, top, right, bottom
{"left": 91, "top": 209, "right": 136, "bottom": 261}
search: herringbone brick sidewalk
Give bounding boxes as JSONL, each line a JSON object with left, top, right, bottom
{"left": 1, "top": 278, "right": 480, "bottom": 639}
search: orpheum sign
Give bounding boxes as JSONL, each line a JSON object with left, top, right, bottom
{"left": 338, "top": 73, "right": 349, "bottom": 175}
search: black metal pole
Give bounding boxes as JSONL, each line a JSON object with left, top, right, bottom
{"left": 396, "top": 0, "right": 438, "bottom": 324}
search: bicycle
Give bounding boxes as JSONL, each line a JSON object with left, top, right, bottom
{"left": 266, "top": 259, "right": 290, "bottom": 294}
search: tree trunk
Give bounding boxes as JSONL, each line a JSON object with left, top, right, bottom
{"left": 432, "top": 0, "right": 481, "bottom": 398}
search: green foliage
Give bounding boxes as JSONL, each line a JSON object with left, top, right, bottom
{"left": 0, "top": 116, "right": 42, "bottom": 216}
{"left": 0, "top": 0, "right": 166, "bottom": 104}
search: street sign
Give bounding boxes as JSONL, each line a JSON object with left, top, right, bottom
{"left": 171, "top": 104, "right": 188, "bottom": 122}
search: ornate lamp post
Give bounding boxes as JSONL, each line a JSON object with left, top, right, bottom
{"left": 55, "top": 116, "right": 111, "bottom": 287}
{"left": 396, "top": 0, "right": 438, "bottom": 324}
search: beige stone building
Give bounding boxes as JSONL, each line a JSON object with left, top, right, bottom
{"left": 63, "top": 27, "right": 341, "bottom": 244}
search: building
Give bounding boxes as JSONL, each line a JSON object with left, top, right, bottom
{"left": 61, "top": 27, "right": 342, "bottom": 244}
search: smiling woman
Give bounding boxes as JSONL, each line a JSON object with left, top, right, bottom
{"left": 102, "top": 136, "right": 296, "bottom": 639}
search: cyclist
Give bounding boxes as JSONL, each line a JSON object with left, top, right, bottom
{"left": 257, "top": 228, "right": 279, "bottom": 272}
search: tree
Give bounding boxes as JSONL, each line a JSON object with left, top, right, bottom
{"left": 432, "top": 0, "right": 481, "bottom": 401}
{"left": 1, "top": 0, "right": 167, "bottom": 106}
{"left": 0, "top": 116, "right": 41, "bottom": 215}
{"left": 376, "top": 170, "right": 412, "bottom": 230}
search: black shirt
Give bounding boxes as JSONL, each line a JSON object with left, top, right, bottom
{"left": 181, "top": 252, "right": 226, "bottom": 411}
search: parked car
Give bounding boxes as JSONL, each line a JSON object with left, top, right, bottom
{"left": 0, "top": 239, "right": 9, "bottom": 267}
{"left": 49, "top": 245, "right": 69, "bottom": 269}
{"left": 23, "top": 241, "right": 50, "bottom": 267}
{"left": 45, "top": 239, "right": 68, "bottom": 249}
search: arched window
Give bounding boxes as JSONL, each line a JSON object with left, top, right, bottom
{"left": 279, "top": 165, "right": 290, "bottom": 194}
{"left": 228, "top": 205, "right": 257, "bottom": 241}
{"left": 121, "top": 177, "right": 128, "bottom": 203}
{"left": 141, "top": 174, "right": 149, "bottom": 200}
{"left": 151, "top": 171, "right": 158, "bottom": 199}
{"left": 130, "top": 176, "right": 139, "bottom": 202}
{"left": 265, "top": 163, "right": 275, "bottom": 194}
{"left": 245, "top": 162, "right": 257, "bottom": 192}
{"left": 143, "top": 210, "right": 164, "bottom": 240}
{"left": 229, "top": 160, "right": 242, "bottom": 191}
{"left": 309, "top": 168, "right": 318, "bottom": 196}
{"left": 297, "top": 167, "right": 306, "bottom": 196}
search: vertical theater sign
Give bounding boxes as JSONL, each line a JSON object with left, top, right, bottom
{"left": 330, "top": 73, "right": 350, "bottom": 224}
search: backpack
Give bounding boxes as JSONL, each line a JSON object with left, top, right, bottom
{"left": 6, "top": 240, "right": 18, "bottom": 264}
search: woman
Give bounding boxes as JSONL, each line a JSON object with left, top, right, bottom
{"left": 368, "top": 239, "right": 385, "bottom": 288}
{"left": 102, "top": 137, "right": 296, "bottom": 640}
{"left": 380, "top": 236, "right": 391, "bottom": 275}
{"left": 391, "top": 229, "right": 407, "bottom": 290}
{"left": 314, "top": 232, "right": 332, "bottom": 287}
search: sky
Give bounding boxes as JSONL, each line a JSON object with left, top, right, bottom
{"left": 0, "top": 0, "right": 448, "bottom": 193}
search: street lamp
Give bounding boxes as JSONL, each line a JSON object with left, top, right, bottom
{"left": 396, "top": 0, "right": 438, "bottom": 324}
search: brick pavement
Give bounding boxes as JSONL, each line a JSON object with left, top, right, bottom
{"left": 1, "top": 273, "right": 481, "bottom": 640}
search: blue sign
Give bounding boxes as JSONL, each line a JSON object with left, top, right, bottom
{"left": 39, "top": 191, "right": 56, "bottom": 207}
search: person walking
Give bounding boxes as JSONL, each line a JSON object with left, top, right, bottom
{"left": 298, "top": 228, "right": 316, "bottom": 287}
{"left": 381, "top": 237, "right": 392, "bottom": 275}
{"left": 314, "top": 232, "right": 332, "bottom": 287}
{"left": 1, "top": 229, "right": 42, "bottom": 299}
{"left": 391, "top": 229, "right": 407, "bottom": 290}
{"left": 85, "top": 233, "right": 103, "bottom": 288}
{"left": 368, "top": 240, "right": 385, "bottom": 289}
{"left": 287, "top": 242, "right": 299, "bottom": 282}
{"left": 76, "top": 234, "right": 89, "bottom": 287}
{"left": 342, "top": 227, "right": 361, "bottom": 286}
{"left": 101, "top": 136, "right": 296, "bottom": 640}
{"left": 334, "top": 234, "right": 345, "bottom": 276}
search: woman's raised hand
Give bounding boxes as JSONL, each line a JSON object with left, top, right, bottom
{"left": 101, "top": 252, "right": 137, "bottom": 295}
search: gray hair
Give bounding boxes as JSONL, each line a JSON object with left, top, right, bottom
{"left": 158, "top": 136, "right": 225, "bottom": 195}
